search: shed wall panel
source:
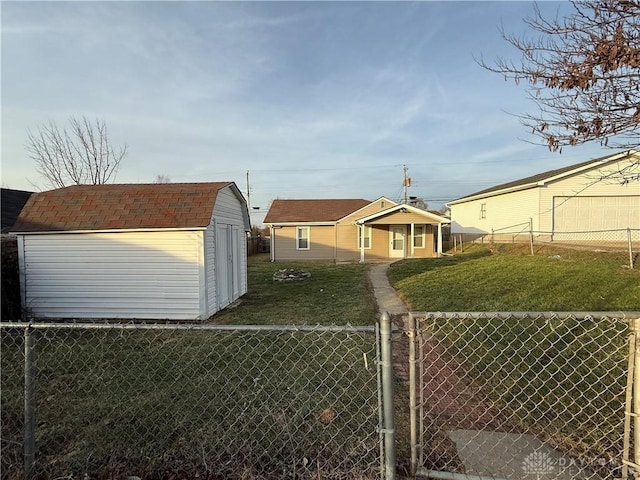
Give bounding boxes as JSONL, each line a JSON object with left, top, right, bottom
{"left": 21, "top": 231, "right": 203, "bottom": 319}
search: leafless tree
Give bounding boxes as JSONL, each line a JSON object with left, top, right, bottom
{"left": 26, "top": 116, "right": 127, "bottom": 189}
{"left": 479, "top": 0, "right": 640, "bottom": 155}
{"left": 154, "top": 174, "right": 171, "bottom": 183}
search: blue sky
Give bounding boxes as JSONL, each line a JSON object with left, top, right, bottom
{"left": 1, "top": 1, "right": 610, "bottom": 225}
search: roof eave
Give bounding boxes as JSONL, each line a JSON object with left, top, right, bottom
{"left": 448, "top": 182, "right": 538, "bottom": 205}
{"left": 12, "top": 227, "right": 209, "bottom": 235}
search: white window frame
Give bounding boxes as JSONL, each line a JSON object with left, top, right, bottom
{"left": 296, "top": 226, "right": 310, "bottom": 250}
{"left": 480, "top": 203, "right": 487, "bottom": 219}
{"left": 358, "top": 225, "right": 372, "bottom": 249}
{"left": 413, "top": 224, "right": 425, "bottom": 248}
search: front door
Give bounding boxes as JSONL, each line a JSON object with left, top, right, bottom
{"left": 389, "top": 225, "right": 406, "bottom": 258}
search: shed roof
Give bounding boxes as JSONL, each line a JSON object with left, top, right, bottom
{"left": 12, "top": 182, "right": 239, "bottom": 232}
{"left": 450, "top": 149, "right": 639, "bottom": 204}
{"left": 264, "top": 199, "right": 371, "bottom": 223}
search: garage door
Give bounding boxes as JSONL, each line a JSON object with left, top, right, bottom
{"left": 553, "top": 195, "right": 640, "bottom": 231}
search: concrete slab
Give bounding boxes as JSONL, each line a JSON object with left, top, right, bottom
{"left": 443, "top": 429, "right": 601, "bottom": 480}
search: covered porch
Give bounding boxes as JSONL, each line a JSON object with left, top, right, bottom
{"left": 354, "top": 204, "right": 450, "bottom": 263}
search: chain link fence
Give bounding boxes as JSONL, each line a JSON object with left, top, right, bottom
{"left": 450, "top": 227, "right": 639, "bottom": 268}
{"left": 1, "top": 322, "right": 386, "bottom": 480}
{"left": 406, "top": 312, "right": 639, "bottom": 480}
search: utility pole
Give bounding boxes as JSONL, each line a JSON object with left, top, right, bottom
{"left": 246, "top": 170, "right": 251, "bottom": 210}
{"left": 403, "top": 165, "right": 411, "bottom": 204}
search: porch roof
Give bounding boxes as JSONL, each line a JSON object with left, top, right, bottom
{"left": 354, "top": 204, "right": 449, "bottom": 225}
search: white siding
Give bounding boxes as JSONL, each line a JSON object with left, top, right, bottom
{"left": 211, "top": 187, "right": 248, "bottom": 302}
{"left": 203, "top": 186, "right": 249, "bottom": 317}
{"left": 451, "top": 188, "right": 539, "bottom": 235}
{"left": 204, "top": 223, "right": 218, "bottom": 317}
{"left": 21, "top": 231, "right": 204, "bottom": 320}
{"left": 451, "top": 156, "right": 640, "bottom": 237}
{"left": 539, "top": 160, "right": 640, "bottom": 231}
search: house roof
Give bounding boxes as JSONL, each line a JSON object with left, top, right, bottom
{"left": 264, "top": 199, "right": 371, "bottom": 224}
{"left": 355, "top": 203, "right": 450, "bottom": 224}
{"left": 449, "top": 149, "right": 639, "bottom": 204}
{"left": 12, "top": 182, "right": 241, "bottom": 233}
{"left": 1, "top": 188, "right": 33, "bottom": 232}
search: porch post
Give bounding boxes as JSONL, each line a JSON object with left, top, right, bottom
{"left": 410, "top": 223, "right": 415, "bottom": 258}
{"left": 359, "top": 223, "right": 365, "bottom": 263}
{"left": 437, "top": 223, "right": 443, "bottom": 257}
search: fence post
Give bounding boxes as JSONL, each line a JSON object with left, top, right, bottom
{"left": 628, "top": 228, "right": 635, "bottom": 270}
{"left": 379, "top": 312, "right": 396, "bottom": 480}
{"left": 24, "top": 326, "right": 36, "bottom": 480}
{"left": 407, "top": 314, "right": 418, "bottom": 476}
{"left": 529, "top": 218, "right": 534, "bottom": 256}
{"left": 634, "top": 318, "right": 640, "bottom": 475}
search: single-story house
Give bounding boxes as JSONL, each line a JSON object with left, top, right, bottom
{"left": 1, "top": 188, "right": 33, "bottom": 233}
{"left": 263, "top": 197, "right": 449, "bottom": 263}
{"left": 12, "top": 182, "right": 251, "bottom": 320}
{"left": 448, "top": 149, "right": 640, "bottom": 242}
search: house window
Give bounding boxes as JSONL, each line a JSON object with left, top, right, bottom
{"left": 358, "top": 225, "right": 372, "bottom": 249}
{"left": 413, "top": 225, "right": 425, "bottom": 248}
{"left": 480, "top": 203, "right": 487, "bottom": 219}
{"left": 296, "top": 226, "right": 310, "bottom": 250}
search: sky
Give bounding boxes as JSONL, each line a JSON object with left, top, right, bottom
{"left": 0, "top": 0, "right": 614, "bottom": 226}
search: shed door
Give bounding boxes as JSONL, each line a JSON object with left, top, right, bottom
{"left": 216, "top": 224, "right": 231, "bottom": 309}
{"left": 231, "top": 226, "right": 240, "bottom": 298}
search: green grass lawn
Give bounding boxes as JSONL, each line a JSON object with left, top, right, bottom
{"left": 0, "top": 256, "right": 383, "bottom": 480}
{"left": 387, "top": 243, "right": 639, "bottom": 475}
{"left": 387, "top": 243, "right": 640, "bottom": 311}
{"left": 212, "top": 254, "right": 377, "bottom": 325}
{"left": 3, "top": 247, "right": 637, "bottom": 479}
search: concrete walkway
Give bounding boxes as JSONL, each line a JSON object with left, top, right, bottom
{"left": 369, "top": 262, "right": 408, "bottom": 317}
{"left": 367, "top": 263, "right": 599, "bottom": 480}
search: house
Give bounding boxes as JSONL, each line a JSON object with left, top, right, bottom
{"left": 263, "top": 197, "right": 449, "bottom": 263}
{"left": 1, "top": 188, "right": 33, "bottom": 233}
{"left": 448, "top": 150, "right": 640, "bottom": 242}
{"left": 12, "top": 182, "right": 251, "bottom": 320}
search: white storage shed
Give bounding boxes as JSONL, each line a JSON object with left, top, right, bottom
{"left": 12, "top": 182, "right": 251, "bottom": 320}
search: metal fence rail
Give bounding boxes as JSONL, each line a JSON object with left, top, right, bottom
{"left": 1, "top": 321, "right": 391, "bottom": 480}
{"left": 406, "top": 311, "right": 640, "bottom": 480}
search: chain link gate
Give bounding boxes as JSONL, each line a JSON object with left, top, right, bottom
{"left": 406, "top": 312, "right": 640, "bottom": 480}
{"left": 1, "top": 319, "right": 397, "bottom": 480}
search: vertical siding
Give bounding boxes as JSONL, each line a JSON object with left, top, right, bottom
{"left": 205, "top": 223, "right": 217, "bottom": 317}
{"left": 210, "top": 186, "right": 248, "bottom": 307}
{"left": 21, "top": 231, "right": 204, "bottom": 320}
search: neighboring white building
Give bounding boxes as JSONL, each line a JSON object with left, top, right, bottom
{"left": 12, "top": 182, "right": 251, "bottom": 320}
{"left": 449, "top": 150, "right": 640, "bottom": 241}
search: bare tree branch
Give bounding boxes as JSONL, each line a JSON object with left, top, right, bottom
{"left": 25, "top": 116, "right": 127, "bottom": 189}
{"left": 478, "top": 0, "right": 640, "bottom": 162}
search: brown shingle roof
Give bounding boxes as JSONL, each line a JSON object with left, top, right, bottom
{"left": 12, "top": 182, "right": 235, "bottom": 232}
{"left": 264, "top": 199, "right": 371, "bottom": 223}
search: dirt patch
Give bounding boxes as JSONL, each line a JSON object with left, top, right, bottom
{"left": 272, "top": 269, "right": 311, "bottom": 282}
